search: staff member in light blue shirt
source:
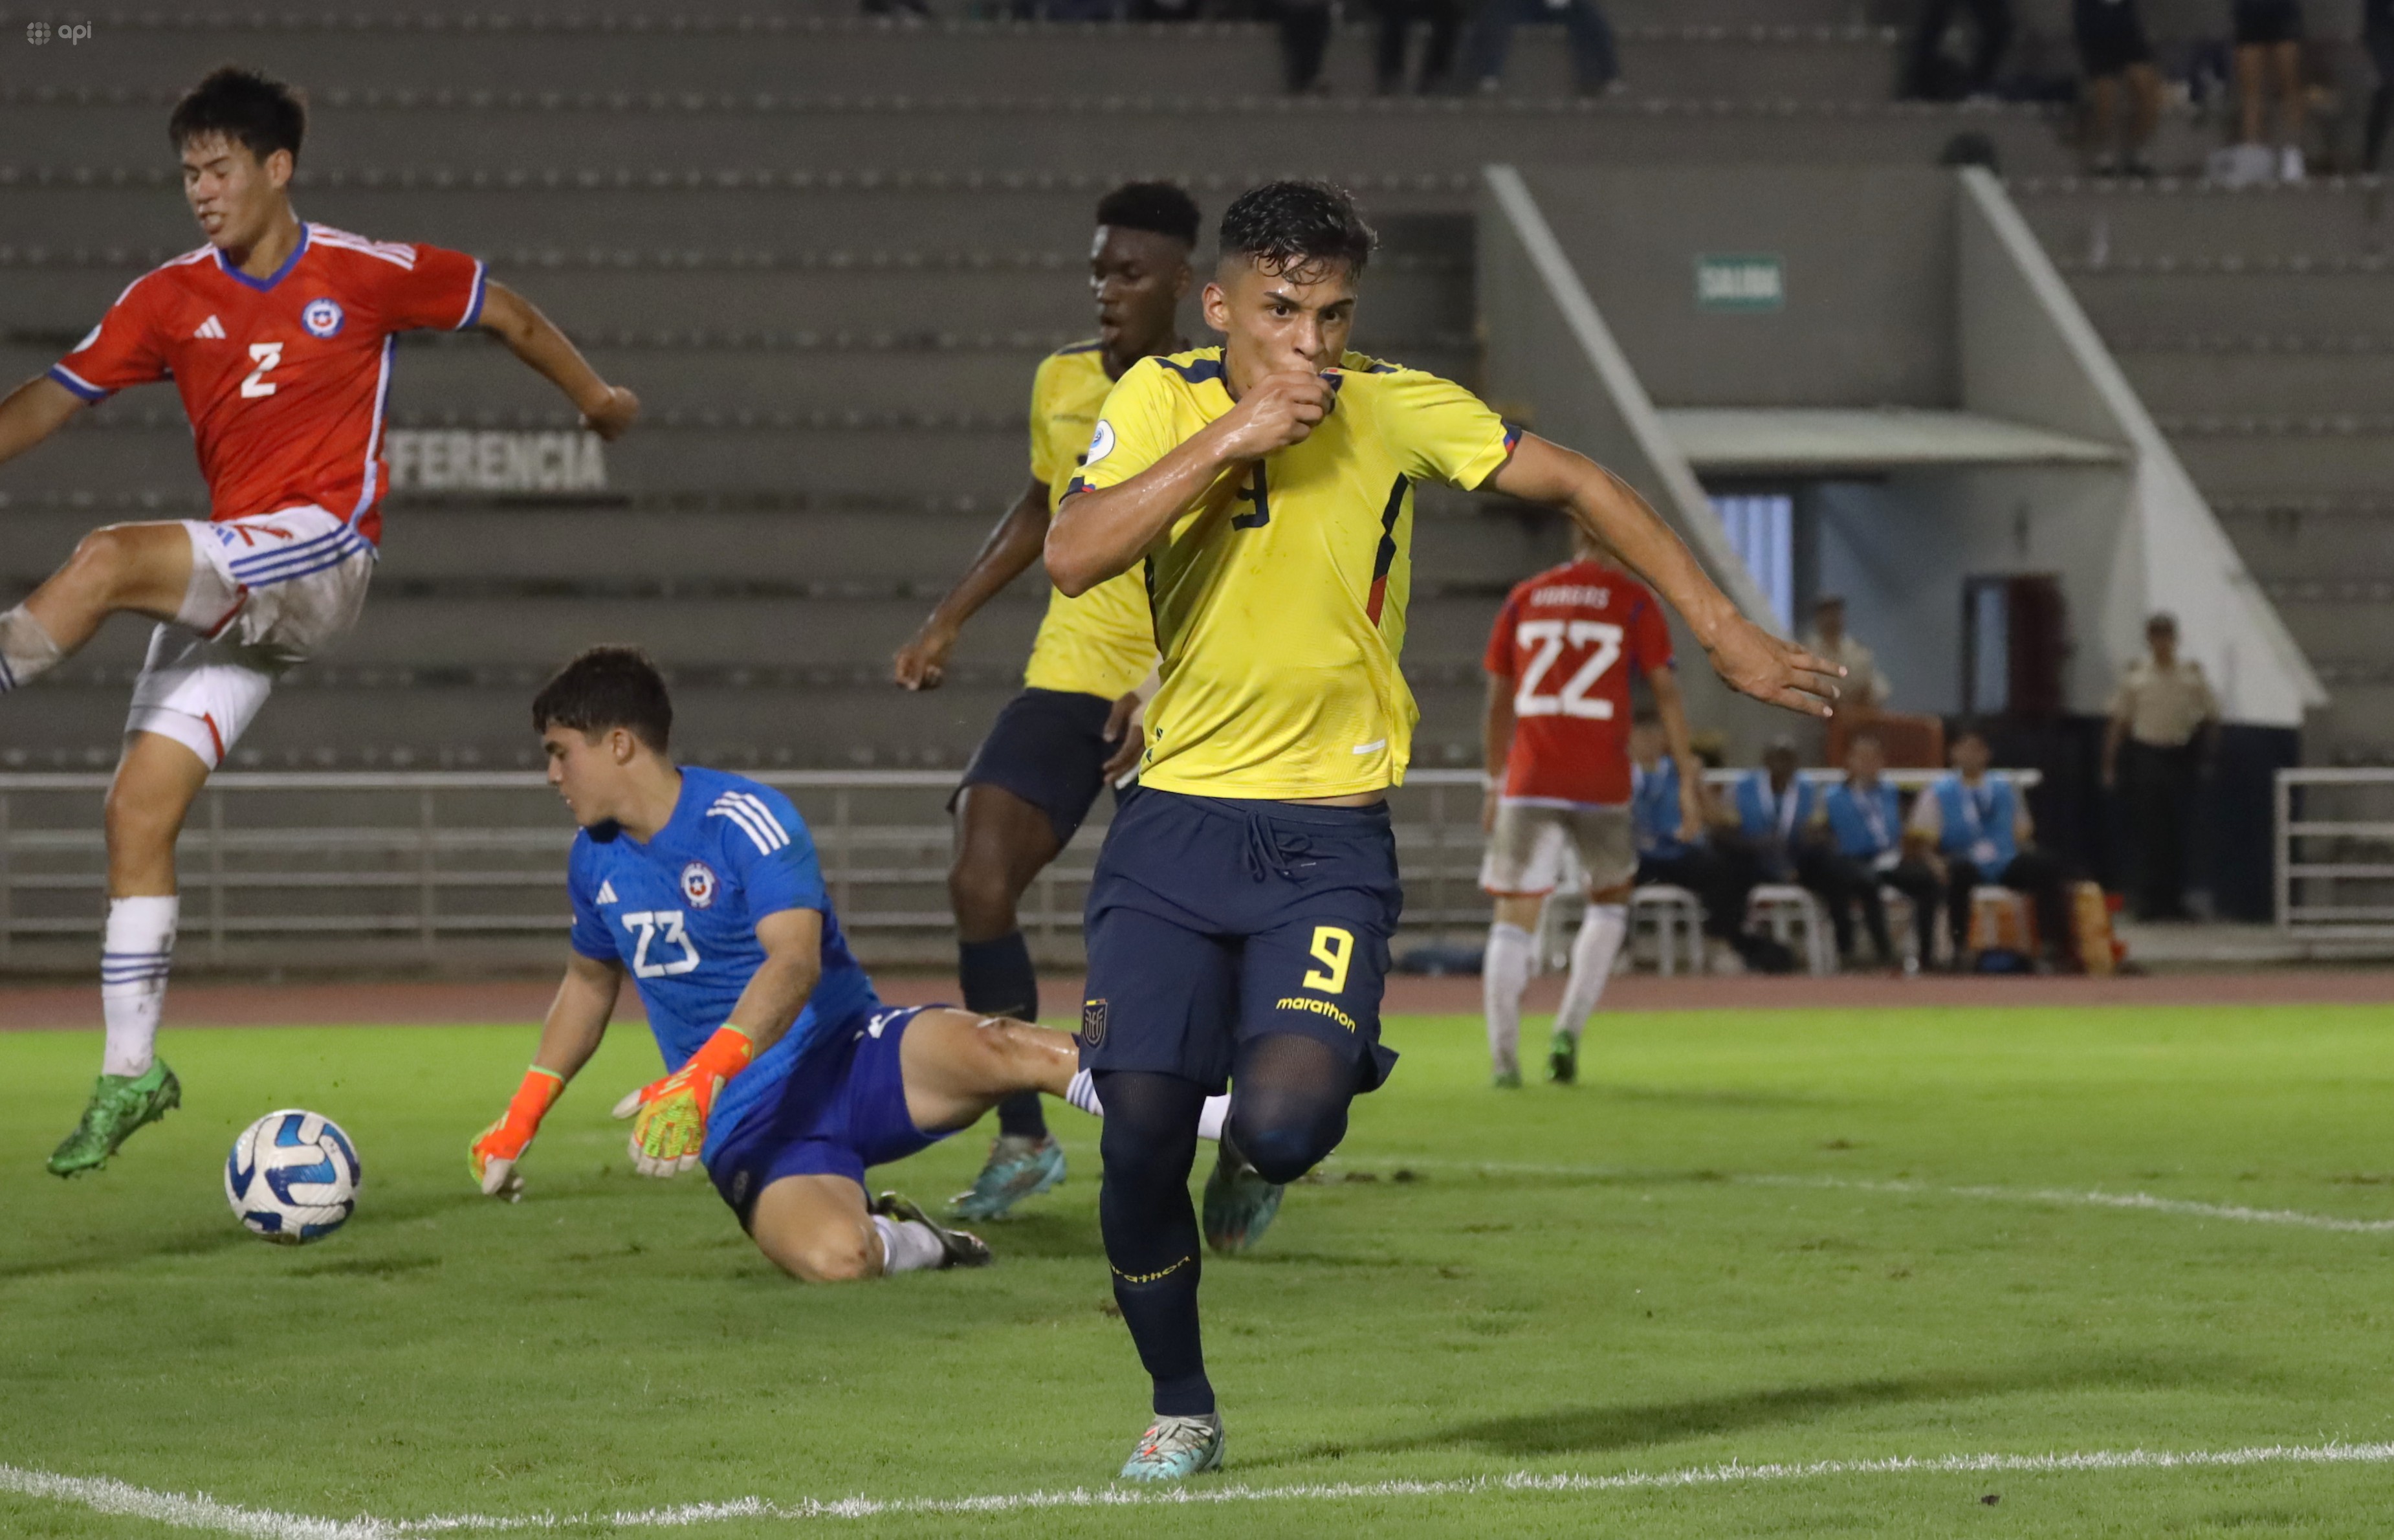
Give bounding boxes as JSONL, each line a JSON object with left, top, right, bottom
{"left": 1907, "top": 724, "right": 2074, "bottom": 967}
{"left": 1819, "top": 731, "right": 1943, "bottom": 967}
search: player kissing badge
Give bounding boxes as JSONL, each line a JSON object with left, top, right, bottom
{"left": 679, "top": 861, "right": 718, "bottom": 909}
{"left": 302, "top": 298, "right": 345, "bottom": 338}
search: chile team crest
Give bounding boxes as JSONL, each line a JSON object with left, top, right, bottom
{"left": 679, "top": 861, "right": 718, "bottom": 909}
{"left": 302, "top": 298, "right": 345, "bottom": 338}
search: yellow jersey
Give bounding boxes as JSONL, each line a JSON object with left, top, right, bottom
{"left": 1021, "top": 342, "right": 1156, "bottom": 701}
{"left": 1070, "top": 346, "right": 1517, "bottom": 800}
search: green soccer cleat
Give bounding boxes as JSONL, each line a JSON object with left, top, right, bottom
{"left": 871, "top": 1191, "right": 994, "bottom": 1269}
{"left": 1118, "top": 1413, "right": 1224, "bottom": 1481}
{"left": 47, "top": 1061, "right": 181, "bottom": 1177}
{"left": 1201, "top": 1141, "right": 1285, "bottom": 1256}
{"left": 1547, "top": 1031, "right": 1578, "bottom": 1085}
{"left": 947, "top": 1132, "right": 1066, "bottom": 1221}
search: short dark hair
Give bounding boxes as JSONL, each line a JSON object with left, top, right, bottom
{"left": 1952, "top": 719, "right": 1990, "bottom": 749}
{"left": 1096, "top": 182, "right": 1201, "bottom": 247}
{"left": 533, "top": 647, "right": 672, "bottom": 753}
{"left": 1218, "top": 180, "right": 1375, "bottom": 282}
{"left": 170, "top": 66, "right": 307, "bottom": 164}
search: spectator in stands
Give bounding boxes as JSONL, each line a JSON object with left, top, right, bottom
{"left": 1799, "top": 597, "right": 1892, "bottom": 712}
{"left": 2232, "top": 0, "right": 2309, "bottom": 182}
{"left": 1907, "top": 0, "right": 2014, "bottom": 100}
{"left": 2076, "top": 0, "right": 2162, "bottom": 176}
{"left": 1279, "top": 0, "right": 1335, "bottom": 92}
{"left": 1375, "top": 0, "right": 1463, "bottom": 94}
{"left": 1469, "top": 0, "right": 1621, "bottom": 96}
{"left": 1910, "top": 725, "right": 2075, "bottom": 969}
{"left": 2102, "top": 612, "right": 2219, "bottom": 921}
{"left": 1630, "top": 721, "right": 1788, "bottom": 973}
{"left": 1819, "top": 732, "right": 1943, "bottom": 969}
{"left": 2366, "top": 0, "right": 2393, "bottom": 171}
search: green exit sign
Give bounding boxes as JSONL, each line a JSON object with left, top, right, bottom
{"left": 1695, "top": 253, "right": 1785, "bottom": 311}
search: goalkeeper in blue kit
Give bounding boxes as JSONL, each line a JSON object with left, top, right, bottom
{"left": 467, "top": 648, "right": 1227, "bottom": 1280}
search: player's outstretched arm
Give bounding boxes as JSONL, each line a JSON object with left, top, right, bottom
{"left": 1489, "top": 435, "right": 1844, "bottom": 718}
{"left": 470, "top": 950, "right": 621, "bottom": 1199}
{"left": 611, "top": 908, "right": 821, "bottom": 1177}
{"left": 474, "top": 281, "right": 639, "bottom": 441}
{"left": 894, "top": 477, "right": 1051, "bottom": 690}
{"left": 0, "top": 377, "right": 85, "bottom": 469}
{"left": 1046, "top": 366, "right": 1333, "bottom": 595}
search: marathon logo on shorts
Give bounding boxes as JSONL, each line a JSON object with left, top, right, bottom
{"left": 679, "top": 861, "right": 718, "bottom": 909}
{"left": 302, "top": 298, "right": 345, "bottom": 338}
{"left": 1080, "top": 998, "right": 1108, "bottom": 1049}
{"left": 1277, "top": 995, "right": 1359, "bottom": 1032}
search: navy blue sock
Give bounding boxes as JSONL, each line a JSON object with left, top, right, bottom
{"left": 1096, "top": 1070, "right": 1214, "bottom": 1417}
{"left": 960, "top": 932, "right": 1047, "bottom": 1140}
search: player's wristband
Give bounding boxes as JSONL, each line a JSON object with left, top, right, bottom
{"left": 505, "top": 1065, "right": 567, "bottom": 1134}
{"left": 688, "top": 1024, "right": 758, "bottom": 1084}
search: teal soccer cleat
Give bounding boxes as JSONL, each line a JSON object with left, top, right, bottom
{"left": 1119, "top": 1413, "right": 1224, "bottom": 1480}
{"left": 1201, "top": 1140, "right": 1285, "bottom": 1255}
{"left": 947, "top": 1133, "right": 1066, "bottom": 1221}
{"left": 47, "top": 1061, "right": 181, "bottom": 1176}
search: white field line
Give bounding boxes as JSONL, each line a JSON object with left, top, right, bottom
{"left": 1358, "top": 1156, "right": 2394, "bottom": 1235}
{"left": 8, "top": 1442, "right": 2394, "bottom": 1535}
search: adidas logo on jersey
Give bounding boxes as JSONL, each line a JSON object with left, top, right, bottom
{"left": 595, "top": 880, "right": 619, "bottom": 905}
{"left": 192, "top": 314, "right": 226, "bottom": 339}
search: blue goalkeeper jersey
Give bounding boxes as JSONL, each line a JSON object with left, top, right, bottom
{"left": 566, "top": 765, "right": 881, "bottom": 1157}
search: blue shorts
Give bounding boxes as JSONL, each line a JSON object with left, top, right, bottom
{"left": 1079, "top": 788, "right": 1403, "bottom": 1097}
{"left": 705, "top": 1004, "right": 947, "bottom": 1229}
{"left": 954, "top": 687, "right": 1118, "bottom": 847}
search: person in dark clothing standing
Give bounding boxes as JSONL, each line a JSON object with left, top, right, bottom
{"left": 1374, "top": 0, "right": 1463, "bottom": 92}
{"left": 2076, "top": 0, "right": 2162, "bottom": 174}
{"left": 2366, "top": 0, "right": 2394, "bottom": 170}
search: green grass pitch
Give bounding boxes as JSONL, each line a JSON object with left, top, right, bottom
{"left": 5, "top": 1002, "right": 2394, "bottom": 1537}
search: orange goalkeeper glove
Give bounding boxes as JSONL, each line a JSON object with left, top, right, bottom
{"left": 611, "top": 1026, "right": 756, "bottom": 1177}
{"left": 470, "top": 1066, "right": 566, "bottom": 1200}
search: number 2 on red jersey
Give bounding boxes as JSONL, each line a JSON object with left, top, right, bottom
{"left": 1512, "top": 620, "right": 1623, "bottom": 720}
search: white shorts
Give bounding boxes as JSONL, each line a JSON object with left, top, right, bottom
{"left": 126, "top": 507, "right": 375, "bottom": 768}
{"left": 1478, "top": 800, "right": 1638, "bottom": 897}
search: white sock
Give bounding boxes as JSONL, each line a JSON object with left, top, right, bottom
{"left": 1482, "top": 921, "right": 1535, "bottom": 1075}
{"left": 1554, "top": 903, "right": 1628, "bottom": 1042}
{"left": 101, "top": 896, "right": 178, "bottom": 1078}
{"left": 1064, "top": 1068, "right": 1230, "bottom": 1143}
{"left": 871, "top": 1215, "right": 946, "bottom": 1275}
{"left": 0, "top": 606, "right": 63, "bottom": 693}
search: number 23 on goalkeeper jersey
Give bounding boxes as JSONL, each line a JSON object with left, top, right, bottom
{"left": 566, "top": 766, "right": 880, "bottom": 1163}
{"left": 1070, "top": 348, "right": 1518, "bottom": 800}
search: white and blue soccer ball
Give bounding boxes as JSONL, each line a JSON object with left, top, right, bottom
{"left": 225, "top": 1110, "right": 362, "bottom": 1245}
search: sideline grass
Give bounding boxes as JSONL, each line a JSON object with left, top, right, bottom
{"left": 3, "top": 1002, "right": 2393, "bottom": 1537}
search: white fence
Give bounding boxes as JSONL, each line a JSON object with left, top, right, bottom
{"left": 2275, "top": 768, "right": 2394, "bottom": 938}
{"left": 0, "top": 765, "right": 2028, "bottom": 970}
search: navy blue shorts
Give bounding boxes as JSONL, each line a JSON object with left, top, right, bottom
{"left": 705, "top": 1005, "right": 948, "bottom": 1229}
{"left": 954, "top": 687, "right": 1118, "bottom": 847}
{"left": 1079, "top": 788, "right": 1403, "bottom": 1097}
{"left": 2074, "top": 0, "right": 2151, "bottom": 74}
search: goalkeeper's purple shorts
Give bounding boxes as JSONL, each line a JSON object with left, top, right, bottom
{"left": 705, "top": 1004, "right": 949, "bottom": 1229}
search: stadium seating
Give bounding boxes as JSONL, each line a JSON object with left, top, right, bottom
{"left": 1, "top": 3, "right": 2385, "bottom": 777}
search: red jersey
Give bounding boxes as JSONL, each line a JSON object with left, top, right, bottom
{"left": 48, "top": 223, "right": 487, "bottom": 545}
{"left": 1484, "top": 558, "right": 1673, "bottom": 806}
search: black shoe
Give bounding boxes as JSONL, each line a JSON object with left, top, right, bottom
{"left": 871, "top": 1191, "right": 993, "bottom": 1269}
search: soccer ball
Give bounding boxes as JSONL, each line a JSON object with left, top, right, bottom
{"left": 225, "top": 1110, "right": 362, "bottom": 1245}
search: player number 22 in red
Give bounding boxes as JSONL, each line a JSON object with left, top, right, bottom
{"left": 1513, "top": 619, "right": 1623, "bottom": 720}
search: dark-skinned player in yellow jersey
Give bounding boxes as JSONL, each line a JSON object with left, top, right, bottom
{"left": 1046, "top": 182, "right": 1845, "bottom": 1479}
{"left": 892, "top": 185, "right": 1203, "bottom": 1224}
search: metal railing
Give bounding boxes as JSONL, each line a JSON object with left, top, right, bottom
{"left": 2276, "top": 768, "right": 2394, "bottom": 937}
{"left": 0, "top": 765, "right": 2033, "bottom": 969}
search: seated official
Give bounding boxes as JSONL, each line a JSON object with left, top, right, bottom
{"left": 1723, "top": 737, "right": 1832, "bottom": 888}
{"left": 1630, "top": 722, "right": 1782, "bottom": 971}
{"left": 1817, "top": 732, "right": 1942, "bottom": 967}
{"left": 1907, "top": 725, "right": 2074, "bottom": 968}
